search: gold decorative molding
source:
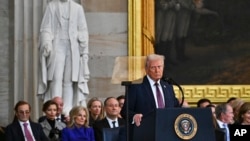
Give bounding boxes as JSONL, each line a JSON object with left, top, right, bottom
{"left": 173, "top": 85, "right": 250, "bottom": 107}
{"left": 128, "top": 0, "right": 154, "bottom": 81}
{"left": 128, "top": 0, "right": 154, "bottom": 56}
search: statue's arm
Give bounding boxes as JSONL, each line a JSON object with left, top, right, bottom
{"left": 77, "top": 6, "right": 89, "bottom": 79}
{"left": 39, "top": 5, "right": 54, "bottom": 57}
{"left": 77, "top": 6, "right": 89, "bottom": 56}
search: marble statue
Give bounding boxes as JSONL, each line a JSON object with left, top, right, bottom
{"left": 37, "top": 0, "right": 89, "bottom": 116}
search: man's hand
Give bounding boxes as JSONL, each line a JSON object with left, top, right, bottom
{"left": 133, "top": 114, "right": 143, "bottom": 127}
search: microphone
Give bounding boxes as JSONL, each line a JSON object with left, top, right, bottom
{"left": 162, "top": 77, "right": 184, "bottom": 107}
{"left": 162, "top": 77, "right": 178, "bottom": 85}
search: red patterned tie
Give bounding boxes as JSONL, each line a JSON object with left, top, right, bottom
{"left": 155, "top": 83, "right": 165, "bottom": 108}
{"left": 23, "top": 122, "right": 34, "bottom": 141}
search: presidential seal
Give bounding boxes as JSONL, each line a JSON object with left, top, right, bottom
{"left": 174, "top": 113, "right": 197, "bottom": 140}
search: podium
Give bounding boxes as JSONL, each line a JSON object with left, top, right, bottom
{"left": 133, "top": 108, "right": 216, "bottom": 141}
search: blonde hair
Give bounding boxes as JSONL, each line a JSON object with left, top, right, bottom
{"left": 68, "top": 106, "right": 89, "bottom": 128}
{"left": 230, "top": 98, "right": 244, "bottom": 113}
{"left": 230, "top": 98, "right": 244, "bottom": 122}
{"left": 87, "top": 97, "right": 104, "bottom": 120}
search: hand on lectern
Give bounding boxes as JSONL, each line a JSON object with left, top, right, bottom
{"left": 133, "top": 114, "right": 143, "bottom": 126}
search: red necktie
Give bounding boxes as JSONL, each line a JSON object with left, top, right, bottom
{"left": 23, "top": 122, "right": 34, "bottom": 141}
{"left": 155, "top": 83, "right": 165, "bottom": 108}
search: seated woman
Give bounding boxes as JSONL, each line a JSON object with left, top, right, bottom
{"left": 237, "top": 102, "right": 250, "bottom": 125}
{"left": 230, "top": 98, "right": 244, "bottom": 124}
{"left": 87, "top": 97, "right": 104, "bottom": 126}
{"left": 40, "top": 100, "right": 66, "bottom": 141}
{"left": 62, "top": 106, "right": 95, "bottom": 141}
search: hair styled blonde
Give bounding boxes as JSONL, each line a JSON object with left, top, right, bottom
{"left": 68, "top": 106, "right": 89, "bottom": 128}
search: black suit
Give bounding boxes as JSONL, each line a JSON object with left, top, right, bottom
{"left": 5, "top": 120, "right": 49, "bottom": 141}
{"left": 93, "top": 117, "right": 125, "bottom": 141}
{"left": 121, "top": 76, "right": 179, "bottom": 122}
{"left": 215, "top": 122, "right": 226, "bottom": 141}
{"left": 215, "top": 128, "right": 226, "bottom": 141}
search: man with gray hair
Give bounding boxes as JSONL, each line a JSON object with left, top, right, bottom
{"left": 215, "top": 103, "right": 234, "bottom": 141}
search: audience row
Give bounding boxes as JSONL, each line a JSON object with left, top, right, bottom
{"left": 0, "top": 95, "right": 125, "bottom": 141}
{"left": 0, "top": 96, "right": 249, "bottom": 141}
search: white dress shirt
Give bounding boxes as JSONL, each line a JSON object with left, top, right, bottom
{"left": 147, "top": 75, "right": 165, "bottom": 108}
{"left": 19, "top": 120, "right": 35, "bottom": 141}
{"left": 106, "top": 117, "right": 118, "bottom": 128}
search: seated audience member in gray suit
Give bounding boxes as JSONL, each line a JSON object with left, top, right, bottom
{"left": 38, "top": 96, "right": 68, "bottom": 124}
{"left": 40, "top": 100, "right": 66, "bottom": 140}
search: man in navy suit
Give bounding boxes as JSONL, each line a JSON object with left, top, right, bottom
{"left": 93, "top": 97, "right": 125, "bottom": 141}
{"left": 121, "top": 54, "right": 180, "bottom": 140}
{"left": 121, "top": 54, "right": 180, "bottom": 125}
{"left": 5, "top": 101, "right": 48, "bottom": 141}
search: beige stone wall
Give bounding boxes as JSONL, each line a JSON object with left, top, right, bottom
{"left": 84, "top": 0, "right": 128, "bottom": 100}
{"left": 0, "top": 0, "right": 128, "bottom": 126}
{"left": 82, "top": 0, "right": 127, "bottom": 12}
{"left": 0, "top": 0, "right": 10, "bottom": 126}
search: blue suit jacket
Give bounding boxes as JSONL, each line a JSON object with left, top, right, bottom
{"left": 121, "top": 76, "right": 180, "bottom": 123}
{"left": 61, "top": 126, "right": 95, "bottom": 141}
{"left": 5, "top": 120, "right": 49, "bottom": 141}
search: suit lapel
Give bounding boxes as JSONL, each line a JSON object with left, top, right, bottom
{"left": 103, "top": 118, "right": 111, "bottom": 128}
{"left": 43, "top": 120, "right": 52, "bottom": 130}
{"left": 143, "top": 76, "right": 157, "bottom": 108}
{"left": 30, "top": 122, "right": 38, "bottom": 140}
{"left": 160, "top": 80, "right": 169, "bottom": 107}
{"left": 14, "top": 122, "right": 26, "bottom": 140}
{"left": 118, "top": 118, "right": 125, "bottom": 126}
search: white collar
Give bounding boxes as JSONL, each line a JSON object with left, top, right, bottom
{"left": 217, "top": 119, "right": 227, "bottom": 128}
{"left": 106, "top": 117, "right": 118, "bottom": 122}
{"left": 147, "top": 75, "right": 160, "bottom": 87}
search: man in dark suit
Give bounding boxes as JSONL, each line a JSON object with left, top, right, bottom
{"left": 93, "top": 97, "right": 125, "bottom": 141}
{"left": 38, "top": 96, "right": 68, "bottom": 124}
{"left": 121, "top": 54, "right": 180, "bottom": 140}
{"left": 215, "top": 103, "right": 234, "bottom": 141}
{"left": 5, "top": 100, "right": 48, "bottom": 141}
{"left": 121, "top": 54, "right": 180, "bottom": 125}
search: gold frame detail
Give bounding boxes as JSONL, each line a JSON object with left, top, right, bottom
{"left": 128, "top": 0, "right": 250, "bottom": 106}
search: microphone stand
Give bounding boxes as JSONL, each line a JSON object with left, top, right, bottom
{"left": 175, "top": 82, "right": 184, "bottom": 107}
{"left": 162, "top": 77, "right": 184, "bottom": 107}
{"left": 121, "top": 81, "right": 132, "bottom": 141}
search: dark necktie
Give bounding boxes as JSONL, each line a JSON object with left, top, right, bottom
{"left": 23, "top": 123, "right": 34, "bottom": 141}
{"left": 155, "top": 83, "right": 165, "bottom": 108}
{"left": 112, "top": 121, "right": 116, "bottom": 128}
